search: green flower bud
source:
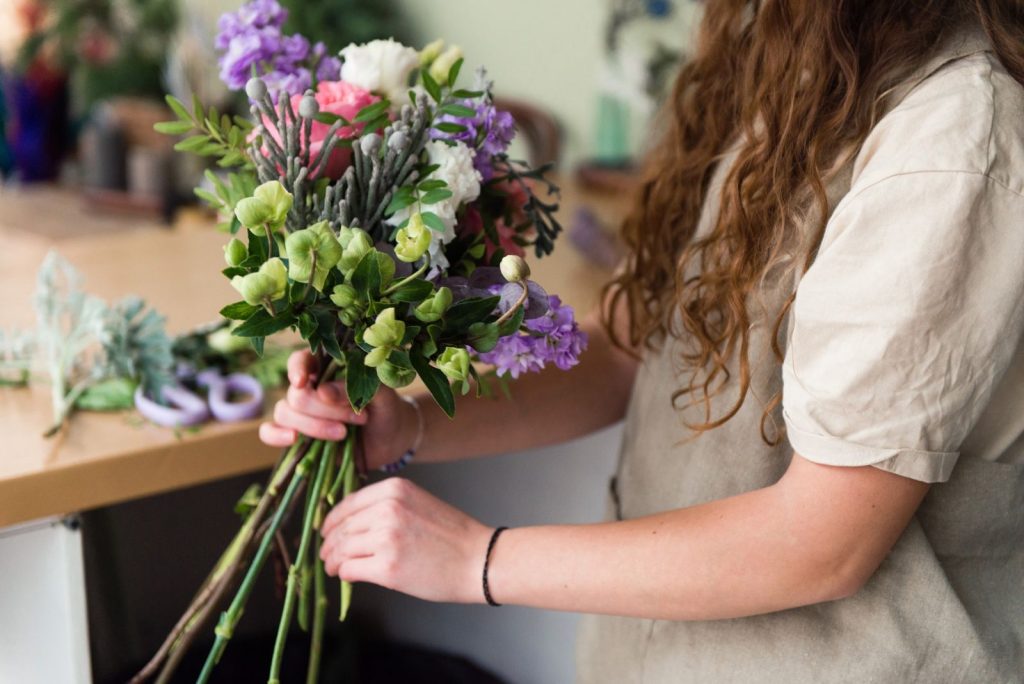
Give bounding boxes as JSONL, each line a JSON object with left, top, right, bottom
{"left": 338, "top": 228, "right": 374, "bottom": 275}
{"left": 429, "top": 45, "right": 463, "bottom": 85}
{"left": 377, "top": 360, "right": 417, "bottom": 389}
{"left": 230, "top": 257, "right": 289, "bottom": 306}
{"left": 413, "top": 286, "right": 452, "bottom": 323}
{"left": 419, "top": 38, "right": 445, "bottom": 67}
{"left": 395, "top": 212, "right": 433, "bottom": 263}
{"left": 285, "top": 221, "right": 342, "bottom": 291}
{"left": 330, "top": 283, "right": 359, "bottom": 309}
{"left": 364, "top": 346, "right": 391, "bottom": 368}
{"left": 362, "top": 307, "right": 405, "bottom": 349}
{"left": 235, "top": 196, "right": 272, "bottom": 233}
{"left": 500, "top": 254, "right": 531, "bottom": 283}
{"left": 437, "top": 347, "right": 470, "bottom": 394}
{"left": 253, "top": 180, "right": 293, "bottom": 228}
{"left": 208, "top": 324, "right": 251, "bottom": 354}
{"left": 339, "top": 309, "right": 358, "bottom": 327}
{"left": 223, "top": 238, "right": 247, "bottom": 267}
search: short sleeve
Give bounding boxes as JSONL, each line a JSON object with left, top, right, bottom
{"left": 782, "top": 171, "right": 1024, "bottom": 483}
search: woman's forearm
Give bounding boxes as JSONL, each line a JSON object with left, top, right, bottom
{"left": 484, "top": 456, "right": 929, "bottom": 620}
{"left": 412, "top": 311, "right": 638, "bottom": 463}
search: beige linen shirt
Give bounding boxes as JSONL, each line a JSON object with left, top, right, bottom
{"left": 577, "top": 27, "right": 1024, "bottom": 684}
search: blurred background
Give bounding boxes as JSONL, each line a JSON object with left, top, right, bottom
{"left": 0, "top": 1, "right": 700, "bottom": 682}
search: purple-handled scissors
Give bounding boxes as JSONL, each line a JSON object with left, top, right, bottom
{"left": 134, "top": 366, "right": 265, "bottom": 428}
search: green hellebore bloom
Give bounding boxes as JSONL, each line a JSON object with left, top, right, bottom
{"left": 230, "top": 257, "right": 288, "bottom": 306}
{"left": 223, "top": 238, "right": 247, "bottom": 267}
{"left": 330, "top": 283, "right": 358, "bottom": 309}
{"left": 414, "top": 286, "right": 452, "bottom": 323}
{"left": 429, "top": 45, "right": 463, "bottom": 85}
{"left": 253, "top": 181, "right": 293, "bottom": 228}
{"left": 395, "top": 212, "right": 432, "bottom": 263}
{"left": 437, "top": 347, "right": 470, "bottom": 383}
{"left": 377, "top": 360, "right": 416, "bottom": 389}
{"left": 338, "top": 228, "right": 375, "bottom": 275}
{"left": 362, "top": 307, "right": 405, "bottom": 349}
{"left": 285, "top": 221, "right": 342, "bottom": 291}
{"left": 235, "top": 196, "right": 272, "bottom": 233}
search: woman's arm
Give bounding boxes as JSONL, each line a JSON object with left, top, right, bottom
{"left": 319, "top": 453, "right": 929, "bottom": 618}
{"left": 260, "top": 303, "right": 639, "bottom": 467}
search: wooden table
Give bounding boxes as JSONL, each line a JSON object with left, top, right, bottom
{"left": 0, "top": 179, "right": 626, "bottom": 683}
{"left": 0, "top": 181, "right": 622, "bottom": 528}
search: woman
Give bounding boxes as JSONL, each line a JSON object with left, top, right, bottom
{"left": 261, "top": 1, "right": 1024, "bottom": 681}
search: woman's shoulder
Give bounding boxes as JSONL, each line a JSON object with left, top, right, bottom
{"left": 851, "top": 48, "right": 1024, "bottom": 198}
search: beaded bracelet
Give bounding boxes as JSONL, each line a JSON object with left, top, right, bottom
{"left": 482, "top": 526, "right": 509, "bottom": 607}
{"left": 380, "top": 394, "right": 423, "bottom": 475}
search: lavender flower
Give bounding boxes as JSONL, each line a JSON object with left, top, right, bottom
{"left": 432, "top": 98, "right": 516, "bottom": 180}
{"left": 478, "top": 295, "right": 587, "bottom": 378}
{"left": 214, "top": 0, "right": 340, "bottom": 99}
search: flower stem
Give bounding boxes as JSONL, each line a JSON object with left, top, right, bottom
{"left": 196, "top": 443, "right": 319, "bottom": 684}
{"left": 382, "top": 255, "right": 431, "bottom": 295}
{"left": 494, "top": 281, "right": 529, "bottom": 326}
{"left": 327, "top": 428, "right": 358, "bottom": 505}
{"left": 268, "top": 439, "right": 330, "bottom": 683}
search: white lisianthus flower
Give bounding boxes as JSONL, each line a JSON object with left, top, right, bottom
{"left": 388, "top": 140, "right": 482, "bottom": 274}
{"left": 339, "top": 39, "right": 420, "bottom": 104}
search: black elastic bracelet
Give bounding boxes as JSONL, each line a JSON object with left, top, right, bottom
{"left": 482, "top": 526, "right": 508, "bottom": 607}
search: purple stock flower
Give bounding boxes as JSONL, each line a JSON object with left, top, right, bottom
{"left": 214, "top": 0, "right": 336, "bottom": 99}
{"left": 478, "top": 295, "right": 588, "bottom": 378}
{"left": 432, "top": 99, "right": 516, "bottom": 180}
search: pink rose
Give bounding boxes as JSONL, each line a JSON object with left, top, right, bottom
{"left": 262, "top": 80, "right": 379, "bottom": 180}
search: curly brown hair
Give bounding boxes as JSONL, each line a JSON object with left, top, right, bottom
{"left": 604, "top": 0, "right": 1024, "bottom": 444}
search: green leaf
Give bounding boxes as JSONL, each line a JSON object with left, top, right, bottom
{"left": 439, "top": 103, "right": 475, "bottom": 118}
{"left": 410, "top": 351, "right": 455, "bottom": 418}
{"left": 416, "top": 179, "right": 449, "bottom": 192}
{"left": 154, "top": 120, "right": 193, "bottom": 135}
{"left": 420, "top": 188, "right": 453, "bottom": 205}
{"left": 166, "top": 95, "right": 192, "bottom": 123}
{"left": 315, "top": 310, "right": 343, "bottom": 361}
{"left": 421, "top": 69, "right": 442, "bottom": 103}
{"left": 220, "top": 301, "right": 259, "bottom": 320}
{"left": 250, "top": 336, "right": 265, "bottom": 356}
{"left": 497, "top": 305, "right": 525, "bottom": 336}
{"left": 314, "top": 112, "right": 350, "bottom": 126}
{"left": 222, "top": 266, "right": 247, "bottom": 278}
{"left": 444, "top": 296, "right": 500, "bottom": 331}
{"left": 385, "top": 186, "right": 417, "bottom": 215}
{"left": 451, "top": 89, "right": 484, "bottom": 99}
{"left": 232, "top": 309, "right": 294, "bottom": 338}
{"left": 447, "top": 58, "right": 464, "bottom": 86}
{"left": 297, "top": 312, "right": 318, "bottom": 339}
{"left": 388, "top": 279, "right": 435, "bottom": 303}
{"left": 194, "top": 188, "right": 222, "bottom": 208}
{"left": 354, "top": 100, "right": 391, "bottom": 123}
{"left": 433, "top": 122, "right": 467, "bottom": 134}
{"left": 467, "top": 321, "right": 499, "bottom": 353}
{"left": 351, "top": 251, "right": 383, "bottom": 298}
{"left": 420, "top": 212, "right": 447, "bottom": 234}
{"left": 345, "top": 348, "right": 380, "bottom": 412}
{"left": 174, "top": 135, "right": 210, "bottom": 152}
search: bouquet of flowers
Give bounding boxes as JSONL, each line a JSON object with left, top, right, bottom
{"left": 134, "top": 2, "right": 587, "bottom": 682}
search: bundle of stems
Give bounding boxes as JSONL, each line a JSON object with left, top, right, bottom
{"left": 132, "top": 358, "right": 359, "bottom": 684}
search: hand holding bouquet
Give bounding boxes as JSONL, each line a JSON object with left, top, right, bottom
{"left": 135, "top": 2, "right": 586, "bottom": 682}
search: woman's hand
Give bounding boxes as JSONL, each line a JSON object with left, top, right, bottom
{"left": 319, "top": 477, "right": 493, "bottom": 603}
{"left": 258, "top": 350, "right": 418, "bottom": 470}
